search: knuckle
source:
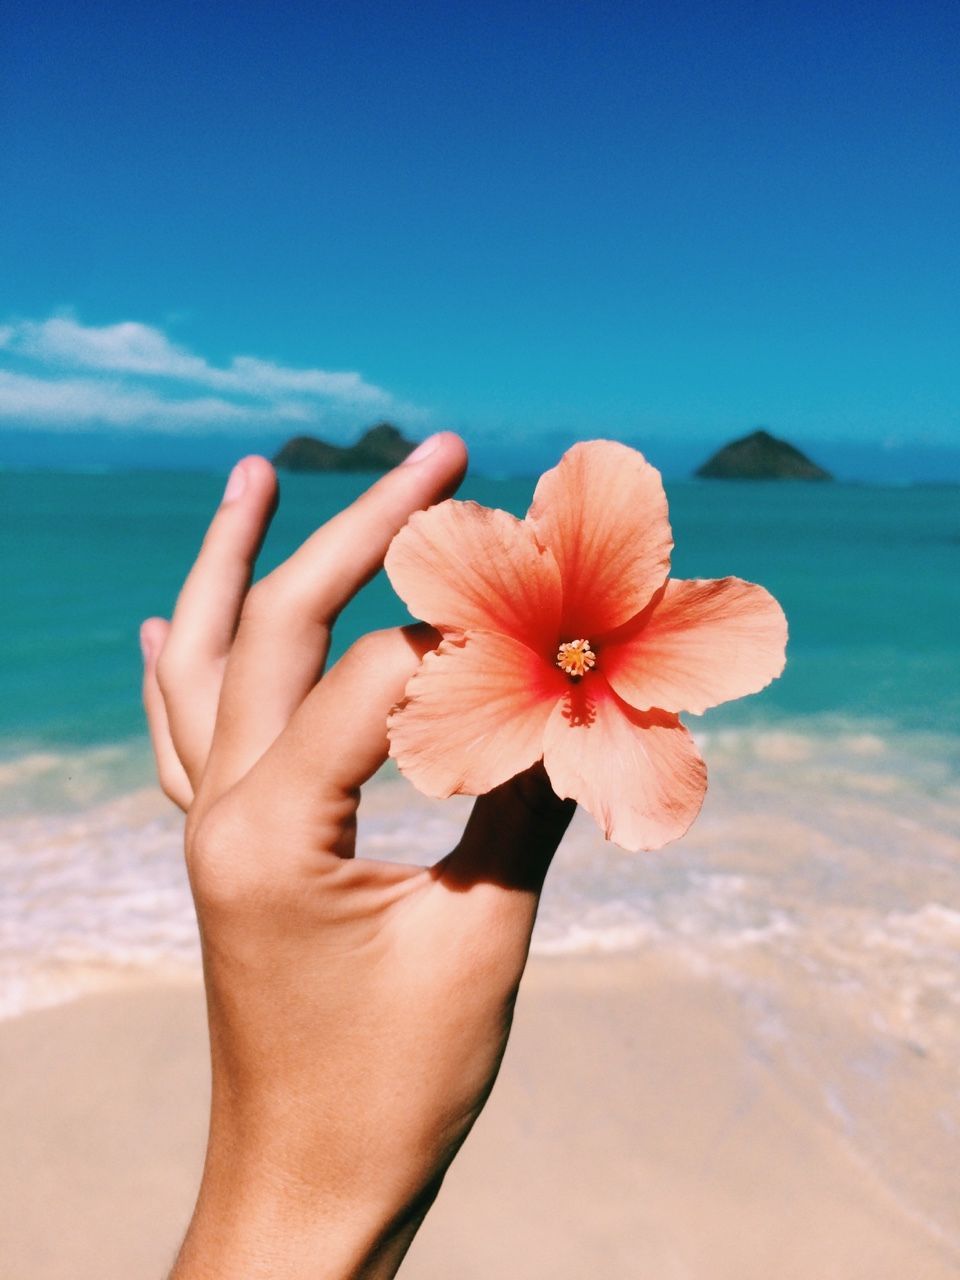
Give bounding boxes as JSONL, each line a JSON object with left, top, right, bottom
{"left": 186, "top": 796, "right": 269, "bottom": 914}
{"left": 343, "top": 627, "right": 400, "bottom": 670}
{"left": 338, "top": 626, "right": 432, "bottom": 690}
{"left": 155, "top": 638, "right": 218, "bottom": 697}
{"left": 347, "top": 627, "right": 391, "bottom": 661}
{"left": 239, "top": 577, "right": 281, "bottom": 625}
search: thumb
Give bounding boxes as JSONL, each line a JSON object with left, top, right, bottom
{"left": 248, "top": 624, "right": 438, "bottom": 852}
{"left": 438, "top": 765, "right": 576, "bottom": 895}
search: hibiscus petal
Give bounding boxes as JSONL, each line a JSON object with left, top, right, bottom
{"left": 385, "top": 499, "right": 562, "bottom": 650}
{"left": 388, "top": 631, "right": 566, "bottom": 797}
{"left": 541, "top": 676, "right": 707, "bottom": 851}
{"left": 602, "top": 577, "right": 788, "bottom": 715}
{"left": 526, "top": 440, "right": 673, "bottom": 636}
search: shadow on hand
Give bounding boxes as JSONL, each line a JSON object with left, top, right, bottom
{"left": 433, "top": 764, "right": 576, "bottom": 895}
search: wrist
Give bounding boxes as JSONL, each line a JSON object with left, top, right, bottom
{"left": 171, "top": 1145, "right": 437, "bottom": 1280}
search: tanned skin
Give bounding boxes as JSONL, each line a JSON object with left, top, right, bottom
{"left": 140, "top": 434, "right": 573, "bottom": 1279}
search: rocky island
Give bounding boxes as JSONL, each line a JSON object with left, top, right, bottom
{"left": 273, "top": 422, "right": 417, "bottom": 472}
{"left": 696, "top": 429, "right": 831, "bottom": 480}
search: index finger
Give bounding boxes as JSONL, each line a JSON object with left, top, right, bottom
{"left": 268, "top": 432, "right": 468, "bottom": 622}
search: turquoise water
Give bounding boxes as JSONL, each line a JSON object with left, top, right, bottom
{"left": 1, "top": 469, "right": 957, "bottom": 752}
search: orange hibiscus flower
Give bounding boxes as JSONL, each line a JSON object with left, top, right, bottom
{"left": 385, "top": 440, "right": 787, "bottom": 851}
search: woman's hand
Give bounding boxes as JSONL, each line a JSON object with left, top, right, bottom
{"left": 139, "top": 434, "right": 574, "bottom": 1280}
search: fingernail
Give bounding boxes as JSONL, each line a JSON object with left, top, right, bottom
{"left": 222, "top": 461, "right": 247, "bottom": 503}
{"left": 401, "top": 434, "right": 442, "bottom": 466}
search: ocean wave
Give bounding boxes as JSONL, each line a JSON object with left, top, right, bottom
{"left": 1, "top": 718, "right": 958, "bottom": 1022}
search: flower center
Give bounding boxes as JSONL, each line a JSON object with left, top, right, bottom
{"left": 556, "top": 638, "right": 596, "bottom": 679}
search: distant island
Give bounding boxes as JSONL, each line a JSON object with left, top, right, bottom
{"left": 273, "top": 422, "right": 417, "bottom": 472}
{"left": 275, "top": 421, "right": 834, "bottom": 482}
{"left": 696, "top": 430, "right": 832, "bottom": 481}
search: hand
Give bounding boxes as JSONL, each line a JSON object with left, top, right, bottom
{"left": 139, "top": 434, "right": 575, "bottom": 1279}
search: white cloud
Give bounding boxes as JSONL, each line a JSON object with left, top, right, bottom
{"left": 222, "top": 355, "right": 388, "bottom": 402}
{"left": 0, "top": 314, "right": 403, "bottom": 431}
{"left": 0, "top": 370, "right": 316, "bottom": 429}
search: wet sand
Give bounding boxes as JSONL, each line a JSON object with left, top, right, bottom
{"left": 2, "top": 953, "right": 957, "bottom": 1280}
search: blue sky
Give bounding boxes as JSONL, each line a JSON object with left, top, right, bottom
{"left": 1, "top": 0, "right": 958, "bottom": 476}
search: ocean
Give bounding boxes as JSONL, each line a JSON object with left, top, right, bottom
{"left": 2, "top": 466, "right": 959, "bottom": 1238}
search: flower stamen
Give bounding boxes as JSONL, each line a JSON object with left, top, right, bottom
{"left": 556, "top": 638, "right": 596, "bottom": 679}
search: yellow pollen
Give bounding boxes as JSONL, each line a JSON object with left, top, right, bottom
{"left": 556, "top": 638, "right": 596, "bottom": 679}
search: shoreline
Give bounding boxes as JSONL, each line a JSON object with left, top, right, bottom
{"left": 2, "top": 954, "right": 958, "bottom": 1280}
{"left": 6, "top": 714, "right": 960, "bottom": 1022}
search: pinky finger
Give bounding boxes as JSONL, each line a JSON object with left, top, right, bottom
{"left": 140, "top": 618, "right": 194, "bottom": 811}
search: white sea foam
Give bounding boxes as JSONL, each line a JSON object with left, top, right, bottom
{"left": 2, "top": 720, "right": 958, "bottom": 1026}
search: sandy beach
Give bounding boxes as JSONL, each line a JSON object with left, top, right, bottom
{"left": 3, "top": 952, "right": 957, "bottom": 1280}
